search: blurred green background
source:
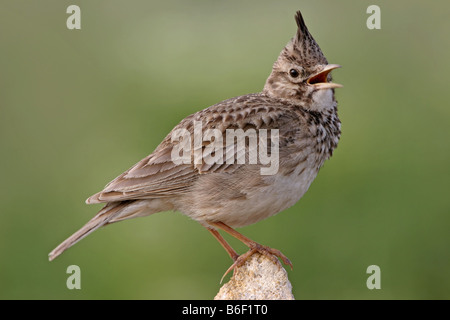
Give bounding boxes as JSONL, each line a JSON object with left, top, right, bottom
{"left": 1, "top": 0, "right": 449, "bottom": 299}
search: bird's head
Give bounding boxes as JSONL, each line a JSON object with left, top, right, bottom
{"left": 263, "top": 11, "right": 342, "bottom": 110}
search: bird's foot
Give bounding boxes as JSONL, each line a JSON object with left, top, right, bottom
{"left": 220, "top": 243, "right": 292, "bottom": 283}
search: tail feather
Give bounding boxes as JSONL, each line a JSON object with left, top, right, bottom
{"left": 48, "top": 202, "right": 126, "bottom": 261}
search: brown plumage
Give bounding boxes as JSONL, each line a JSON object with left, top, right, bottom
{"left": 49, "top": 11, "right": 342, "bottom": 276}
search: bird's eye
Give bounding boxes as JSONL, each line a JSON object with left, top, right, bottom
{"left": 289, "top": 69, "right": 300, "bottom": 78}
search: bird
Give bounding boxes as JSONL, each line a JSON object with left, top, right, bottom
{"left": 49, "top": 10, "right": 342, "bottom": 279}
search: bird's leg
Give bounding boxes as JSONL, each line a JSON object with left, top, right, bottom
{"left": 207, "top": 227, "right": 243, "bottom": 283}
{"left": 209, "top": 221, "right": 293, "bottom": 281}
{"left": 207, "top": 227, "right": 239, "bottom": 261}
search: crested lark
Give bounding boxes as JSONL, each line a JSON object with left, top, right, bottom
{"left": 49, "top": 11, "right": 342, "bottom": 277}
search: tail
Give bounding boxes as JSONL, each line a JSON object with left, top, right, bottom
{"left": 48, "top": 202, "right": 127, "bottom": 261}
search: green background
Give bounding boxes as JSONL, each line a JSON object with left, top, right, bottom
{"left": 1, "top": 0, "right": 449, "bottom": 299}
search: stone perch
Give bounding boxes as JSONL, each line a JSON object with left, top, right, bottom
{"left": 214, "top": 253, "right": 295, "bottom": 300}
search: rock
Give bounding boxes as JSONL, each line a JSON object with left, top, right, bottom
{"left": 214, "top": 252, "right": 295, "bottom": 300}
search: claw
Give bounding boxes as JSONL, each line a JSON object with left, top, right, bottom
{"left": 220, "top": 249, "right": 256, "bottom": 283}
{"left": 219, "top": 245, "right": 293, "bottom": 283}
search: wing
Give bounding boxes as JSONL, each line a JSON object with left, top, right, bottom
{"left": 86, "top": 139, "right": 199, "bottom": 203}
{"left": 86, "top": 93, "right": 305, "bottom": 204}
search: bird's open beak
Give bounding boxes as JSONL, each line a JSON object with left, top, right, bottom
{"left": 307, "top": 64, "right": 343, "bottom": 89}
